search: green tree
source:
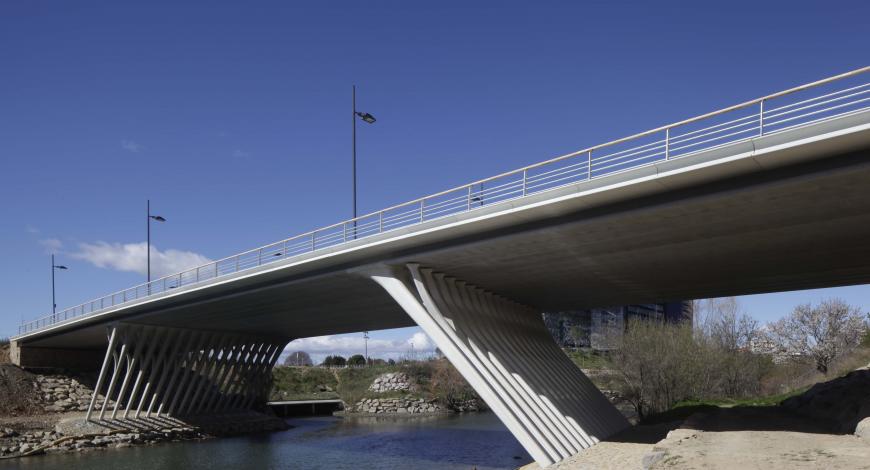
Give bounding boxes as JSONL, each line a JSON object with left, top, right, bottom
{"left": 322, "top": 355, "right": 346, "bottom": 367}
{"left": 347, "top": 354, "right": 366, "bottom": 367}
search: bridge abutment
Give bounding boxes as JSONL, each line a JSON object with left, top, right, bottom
{"left": 9, "top": 341, "right": 104, "bottom": 371}
{"left": 369, "top": 263, "right": 629, "bottom": 467}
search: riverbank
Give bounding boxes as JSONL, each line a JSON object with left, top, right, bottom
{"left": 271, "top": 361, "right": 486, "bottom": 416}
{"left": 0, "top": 411, "right": 287, "bottom": 459}
{"left": 0, "top": 362, "right": 291, "bottom": 460}
{"left": 521, "top": 366, "right": 870, "bottom": 469}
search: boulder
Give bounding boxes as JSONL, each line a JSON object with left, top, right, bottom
{"left": 856, "top": 417, "right": 870, "bottom": 439}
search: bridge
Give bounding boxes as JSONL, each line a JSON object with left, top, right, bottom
{"left": 11, "top": 67, "right": 870, "bottom": 467}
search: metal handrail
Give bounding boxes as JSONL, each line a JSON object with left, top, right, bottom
{"left": 18, "top": 66, "right": 870, "bottom": 335}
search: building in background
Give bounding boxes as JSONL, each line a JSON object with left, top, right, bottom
{"left": 543, "top": 301, "right": 693, "bottom": 350}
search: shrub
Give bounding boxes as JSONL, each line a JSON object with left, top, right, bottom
{"left": 347, "top": 354, "right": 367, "bottom": 367}
{"left": 607, "top": 317, "right": 772, "bottom": 419}
{"left": 322, "top": 355, "right": 346, "bottom": 367}
{"left": 428, "top": 358, "right": 477, "bottom": 408}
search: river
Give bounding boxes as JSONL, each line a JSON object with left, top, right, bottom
{"left": 2, "top": 412, "right": 532, "bottom": 469}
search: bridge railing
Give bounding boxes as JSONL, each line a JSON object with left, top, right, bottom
{"left": 18, "top": 67, "right": 870, "bottom": 336}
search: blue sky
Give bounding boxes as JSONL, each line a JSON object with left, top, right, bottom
{"left": 1, "top": 1, "right": 868, "bottom": 358}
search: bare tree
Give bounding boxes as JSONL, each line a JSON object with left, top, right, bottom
{"left": 283, "top": 350, "right": 313, "bottom": 367}
{"left": 766, "top": 298, "right": 867, "bottom": 374}
{"left": 694, "top": 298, "right": 758, "bottom": 351}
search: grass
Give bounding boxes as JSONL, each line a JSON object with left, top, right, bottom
{"left": 564, "top": 349, "right": 609, "bottom": 370}
{"left": 642, "top": 387, "right": 812, "bottom": 424}
{"left": 270, "top": 366, "right": 340, "bottom": 400}
{"left": 671, "top": 387, "right": 810, "bottom": 409}
{"left": 271, "top": 364, "right": 435, "bottom": 404}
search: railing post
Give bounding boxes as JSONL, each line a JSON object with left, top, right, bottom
{"left": 588, "top": 150, "right": 593, "bottom": 179}
{"left": 343, "top": 223, "right": 347, "bottom": 242}
{"left": 522, "top": 170, "right": 527, "bottom": 196}
{"left": 311, "top": 232, "right": 316, "bottom": 252}
{"left": 759, "top": 99, "right": 765, "bottom": 136}
{"left": 419, "top": 200, "right": 425, "bottom": 223}
{"left": 378, "top": 211, "right": 384, "bottom": 233}
{"left": 258, "top": 248, "right": 262, "bottom": 266}
{"left": 196, "top": 267, "right": 200, "bottom": 282}
{"left": 467, "top": 186, "right": 472, "bottom": 211}
{"left": 665, "top": 128, "right": 670, "bottom": 160}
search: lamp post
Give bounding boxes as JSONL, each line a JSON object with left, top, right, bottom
{"left": 51, "top": 254, "right": 68, "bottom": 321}
{"left": 363, "top": 330, "right": 369, "bottom": 366}
{"left": 353, "top": 87, "right": 376, "bottom": 352}
{"left": 147, "top": 200, "right": 166, "bottom": 283}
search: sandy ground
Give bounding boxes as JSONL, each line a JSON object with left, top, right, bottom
{"left": 520, "top": 422, "right": 678, "bottom": 470}
{"left": 650, "top": 407, "right": 870, "bottom": 470}
{"left": 521, "top": 407, "right": 870, "bottom": 470}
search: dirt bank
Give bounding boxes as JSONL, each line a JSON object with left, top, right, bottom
{"left": 522, "top": 367, "right": 870, "bottom": 470}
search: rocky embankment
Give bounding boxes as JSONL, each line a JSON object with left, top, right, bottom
{"left": 351, "top": 397, "right": 446, "bottom": 415}
{"left": 0, "top": 426, "right": 206, "bottom": 457}
{"left": 0, "top": 364, "right": 286, "bottom": 460}
{"left": 345, "top": 372, "right": 482, "bottom": 415}
{"left": 37, "top": 374, "right": 106, "bottom": 413}
{"left": 368, "top": 372, "right": 414, "bottom": 393}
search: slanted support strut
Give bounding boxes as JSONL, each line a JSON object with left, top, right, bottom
{"left": 368, "top": 263, "right": 629, "bottom": 467}
{"left": 86, "top": 324, "right": 288, "bottom": 422}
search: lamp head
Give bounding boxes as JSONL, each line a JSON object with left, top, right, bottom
{"left": 356, "top": 112, "right": 376, "bottom": 124}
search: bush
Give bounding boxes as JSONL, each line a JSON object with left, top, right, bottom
{"left": 283, "top": 351, "right": 313, "bottom": 367}
{"left": 607, "top": 318, "right": 772, "bottom": 419}
{"left": 347, "top": 354, "right": 366, "bottom": 367}
{"left": 322, "top": 355, "right": 346, "bottom": 367}
{"left": 428, "top": 359, "right": 477, "bottom": 408}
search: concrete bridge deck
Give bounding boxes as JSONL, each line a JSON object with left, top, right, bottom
{"left": 10, "top": 68, "right": 870, "bottom": 467}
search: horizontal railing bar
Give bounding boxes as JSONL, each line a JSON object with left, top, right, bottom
{"left": 669, "top": 126, "right": 759, "bottom": 154}
{"left": 669, "top": 116, "right": 758, "bottom": 146}
{"left": 764, "top": 96, "right": 870, "bottom": 128}
{"left": 764, "top": 88, "right": 869, "bottom": 121}
{"left": 765, "top": 82, "right": 870, "bottom": 113}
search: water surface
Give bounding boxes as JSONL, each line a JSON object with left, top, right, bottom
{"left": 3, "top": 412, "right": 532, "bottom": 470}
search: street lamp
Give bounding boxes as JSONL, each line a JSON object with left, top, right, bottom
{"left": 352, "top": 85, "right": 377, "bottom": 222}
{"left": 51, "top": 254, "right": 68, "bottom": 319}
{"left": 363, "top": 330, "right": 369, "bottom": 366}
{"left": 147, "top": 199, "right": 166, "bottom": 282}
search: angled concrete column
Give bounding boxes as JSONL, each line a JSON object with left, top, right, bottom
{"left": 86, "top": 323, "right": 287, "bottom": 422}
{"left": 369, "top": 264, "right": 629, "bottom": 467}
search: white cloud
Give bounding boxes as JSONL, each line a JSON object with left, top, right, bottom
{"left": 232, "top": 149, "right": 250, "bottom": 158}
{"left": 407, "top": 331, "right": 432, "bottom": 350}
{"left": 121, "top": 140, "right": 143, "bottom": 152}
{"left": 285, "top": 331, "right": 435, "bottom": 362}
{"left": 26, "top": 225, "right": 40, "bottom": 234}
{"left": 39, "top": 238, "right": 63, "bottom": 254}
{"left": 72, "top": 241, "right": 211, "bottom": 278}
